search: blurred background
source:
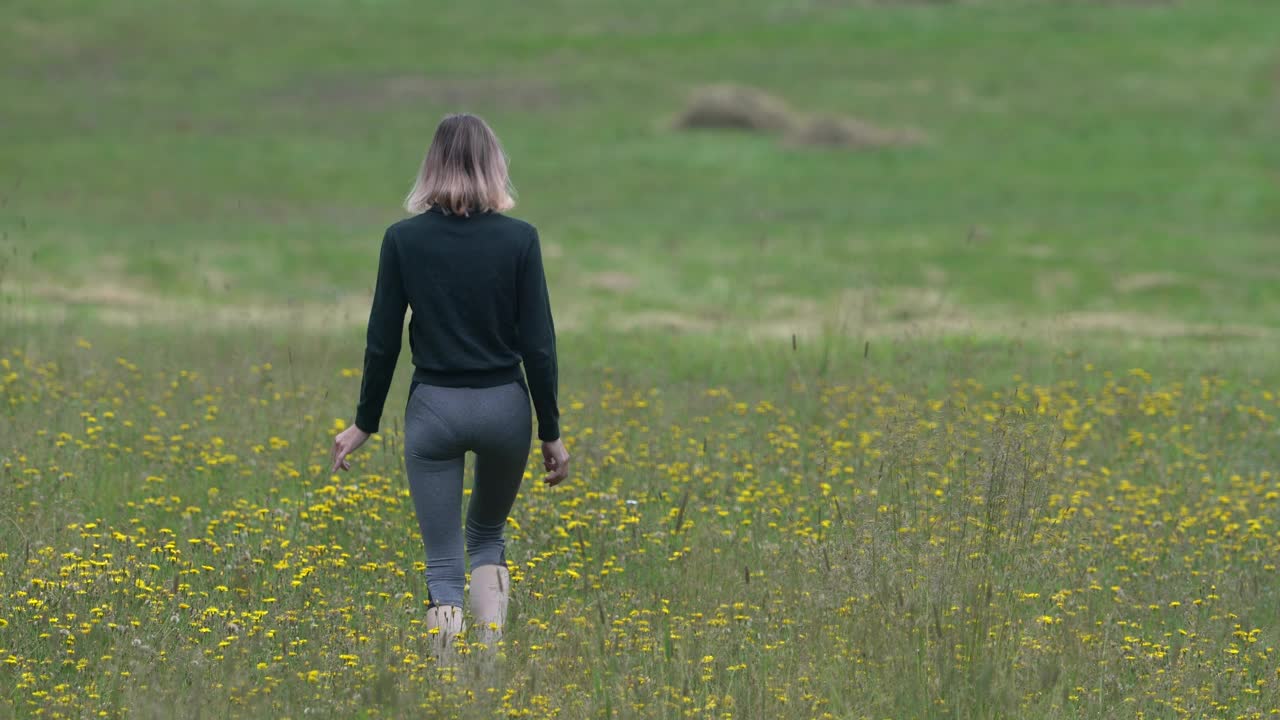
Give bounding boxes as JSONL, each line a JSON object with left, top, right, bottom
{"left": 2, "top": 0, "right": 1278, "bottom": 359}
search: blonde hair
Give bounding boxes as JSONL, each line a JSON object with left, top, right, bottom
{"left": 404, "top": 113, "right": 516, "bottom": 216}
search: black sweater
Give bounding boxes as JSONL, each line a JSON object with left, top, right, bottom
{"left": 353, "top": 206, "right": 560, "bottom": 441}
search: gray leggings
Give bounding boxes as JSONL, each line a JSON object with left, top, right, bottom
{"left": 403, "top": 379, "right": 532, "bottom": 608}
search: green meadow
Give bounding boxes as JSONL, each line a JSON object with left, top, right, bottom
{"left": 2, "top": 1, "right": 1280, "bottom": 718}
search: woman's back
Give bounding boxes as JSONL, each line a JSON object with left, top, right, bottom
{"left": 395, "top": 208, "right": 542, "bottom": 374}
{"left": 356, "top": 206, "right": 559, "bottom": 443}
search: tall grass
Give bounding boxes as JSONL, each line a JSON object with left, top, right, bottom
{"left": 3, "top": 327, "right": 1278, "bottom": 718}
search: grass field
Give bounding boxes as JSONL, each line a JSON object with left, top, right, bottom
{"left": 3, "top": 0, "right": 1280, "bottom": 718}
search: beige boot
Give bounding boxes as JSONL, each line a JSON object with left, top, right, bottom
{"left": 425, "top": 605, "right": 465, "bottom": 658}
{"left": 469, "top": 564, "right": 510, "bottom": 647}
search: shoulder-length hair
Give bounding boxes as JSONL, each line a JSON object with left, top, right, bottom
{"left": 404, "top": 113, "right": 516, "bottom": 216}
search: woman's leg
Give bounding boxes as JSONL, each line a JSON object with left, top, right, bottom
{"left": 466, "top": 381, "right": 533, "bottom": 570}
{"left": 465, "top": 381, "right": 529, "bottom": 638}
{"left": 466, "top": 448, "right": 525, "bottom": 642}
{"left": 466, "top": 450, "right": 529, "bottom": 569}
{"left": 403, "top": 386, "right": 468, "bottom": 611}
{"left": 466, "top": 381, "right": 532, "bottom": 639}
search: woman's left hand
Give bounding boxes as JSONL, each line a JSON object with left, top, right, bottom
{"left": 331, "top": 425, "right": 371, "bottom": 472}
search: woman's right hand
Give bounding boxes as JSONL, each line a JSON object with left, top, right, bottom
{"left": 541, "top": 439, "right": 570, "bottom": 486}
{"left": 331, "top": 424, "right": 371, "bottom": 473}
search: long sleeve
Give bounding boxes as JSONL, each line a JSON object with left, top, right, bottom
{"left": 354, "top": 230, "right": 408, "bottom": 434}
{"left": 517, "top": 229, "right": 560, "bottom": 441}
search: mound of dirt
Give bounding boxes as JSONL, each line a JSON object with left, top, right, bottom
{"left": 673, "top": 84, "right": 925, "bottom": 150}
{"left": 785, "top": 113, "right": 926, "bottom": 149}
{"left": 672, "top": 84, "right": 797, "bottom": 133}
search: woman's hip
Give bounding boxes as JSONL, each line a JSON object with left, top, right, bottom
{"left": 405, "top": 380, "right": 531, "bottom": 450}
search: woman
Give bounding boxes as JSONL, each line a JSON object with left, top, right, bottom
{"left": 329, "top": 113, "right": 570, "bottom": 651}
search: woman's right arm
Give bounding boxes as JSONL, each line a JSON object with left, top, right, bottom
{"left": 517, "top": 228, "right": 560, "bottom": 441}
{"left": 517, "top": 228, "right": 568, "bottom": 484}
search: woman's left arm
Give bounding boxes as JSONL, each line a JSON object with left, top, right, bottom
{"left": 333, "top": 229, "right": 408, "bottom": 471}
